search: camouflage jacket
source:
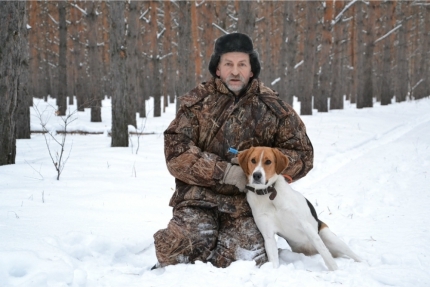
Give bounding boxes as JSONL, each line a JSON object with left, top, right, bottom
{"left": 164, "top": 78, "right": 314, "bottom": 215}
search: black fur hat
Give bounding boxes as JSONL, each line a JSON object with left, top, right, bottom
{"left": 208, "top": 33, "right": 261, "bottom": 79}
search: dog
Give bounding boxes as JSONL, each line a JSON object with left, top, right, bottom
{"left": 237, "top": 146, "right": 361, "bottom": 271}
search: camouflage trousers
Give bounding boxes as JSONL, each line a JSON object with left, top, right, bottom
{"left": 153, "top": 205, "right": 268, "bottom": 268}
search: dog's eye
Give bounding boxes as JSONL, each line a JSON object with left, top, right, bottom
{"left": 265, "top": 160, "right": 272, "bottom": 165}
{"left": 251, "top": 158, "right": 256, "bottom": 164}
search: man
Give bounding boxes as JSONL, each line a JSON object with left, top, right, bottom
{"left": 153, "top": 33, "right": 313, "bottom": 268}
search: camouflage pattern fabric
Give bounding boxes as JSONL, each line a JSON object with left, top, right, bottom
{"left": 154, "top": 78, "right": 314, "bottom": 268}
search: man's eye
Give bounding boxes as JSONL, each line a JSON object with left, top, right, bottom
{"left": 265, "top": 160, "right": 272, "bottom": 165}
{"left": 251, "top": 159, "right": 256, "bottom": 164}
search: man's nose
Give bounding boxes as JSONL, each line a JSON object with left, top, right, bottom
{"left": 231, "top": 65, "right": 239, "bottom": 75}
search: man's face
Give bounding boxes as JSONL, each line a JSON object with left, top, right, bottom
{"left": 216, "top": 52, "right": 253, "bottom": 95}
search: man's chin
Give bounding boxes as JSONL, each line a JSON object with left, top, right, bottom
{"left": 227, "top": 84, "right": 244, "bottom": 93}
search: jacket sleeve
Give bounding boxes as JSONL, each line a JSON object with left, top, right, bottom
{"left": 164, "top": 106, "right": 228, "bottom": 187}
{"left": 275, "top": 108, "right": 314, "bottom": 181}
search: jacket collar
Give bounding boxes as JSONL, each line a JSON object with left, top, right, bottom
{"left": 179, "top": 78, "right": 260, "bottom": 108}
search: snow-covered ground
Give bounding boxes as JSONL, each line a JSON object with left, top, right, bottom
{"left": 1, "top": 95, "right": 429, "bottom": 287}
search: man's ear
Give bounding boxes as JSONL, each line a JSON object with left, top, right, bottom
{"left": 237, "top": 147, "right": 253, "bottom": 176}
{"left": 272, "top": 148, "right": 289, "bottom": 174}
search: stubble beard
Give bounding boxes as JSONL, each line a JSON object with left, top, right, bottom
{"left": 224, "top": 75, "right": 248, "bottom": 94}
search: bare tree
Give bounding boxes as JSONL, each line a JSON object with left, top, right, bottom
{"left": 33, "top": 103, "right": 76, "bottom": 180}
{"left": 109, "top": 1, "right": 129, "bottom": 147}
{"left": 0, "top": 1, "right": 27, "bottom": 165}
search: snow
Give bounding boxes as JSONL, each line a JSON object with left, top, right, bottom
{"left": 1, "top": 95, "right": 430, "bottom": 287}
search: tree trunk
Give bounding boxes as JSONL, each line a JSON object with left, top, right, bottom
{"left": 149, "top": 0, "right": 162, "bottom": 117}
{"left": 0, "top": 1, "right": 27, "bottom": 165}
{"left": 237, "top": 1, "right": 255, "bottom": 38}
{"left": 176, "top": 1, "right": 195, "bottom": 109}
{"left": 330, "top": 0, "right": 344, "bottom": 110}
{"left": 278, "top": 1, "right": 298, "bottom": 105}
{"left": 16, "top": 6, "right": 31, "bottom": 140}
{"left": 126, "top": 1, "right": 139, "bottom": 126}
{"left": 394, "top": 2, "right": 408, "bottom": 102}
{"left": 87, "top": 1, "right": 102, "bottom": 122}
{"left": 379, "top": 1, "right": 395, "bottom": 105}
{"left": 109, "top": 1, "right": 129, "bottom": 147}
{"left": 57, "top": 0, "right": 67, "bottom": 116}
{"left": 316, "top": 0, "right": 333, "bottom": 112}
{"left": 300, "top": 1, "right": 318, "bottom": 115}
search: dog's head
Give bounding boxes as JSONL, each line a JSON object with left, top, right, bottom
{"left": 237, "top": 147, "right": 289, "bottom": 188}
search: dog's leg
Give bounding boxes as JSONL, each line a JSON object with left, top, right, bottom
{"left": 319, "top": 227, "right": 362, "bottom": 262}
{"left": 255, "top": 218, "right": 279, "bottom": 268}
{"left": 301, "top": 222, "right": 338, "bottom": 271}
{"left": 262, "top": 233, "right": 279, "bottom": 268}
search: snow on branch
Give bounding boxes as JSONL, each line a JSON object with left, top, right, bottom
{"left": 212, "top": 23, "right": 229, "bottom": 35}
{"left": 412, "top": 79, "right": 424, "bottom": 91}
{"left": 159, "top": 52, "right": 173, "bottom": 61}
{"left": 157, "top": 28, "right": 166, "bottom": 39}
{"left": 195, "top": 0, "right": 206, "bottom": 7}
{"left": 48, "top": 13, "right": 58, "bottom": 25}
{"left": 228, "top": 14, "right": 238, "bottom": 22}
{"left": 332, "top": 0, "right": 359, "bottom": 25}
{"left": 140, "top": 8, "right": 150, "bottom": 20}
{"left": 375, "top": 24, "right": 402, "bottom": 44}
{"left": 256, "top": 17, "right": 265, "bottom": 23}
{"left": 70, "top": 3, "right": 87, "bottom": 16}
{"left": 294, "top": 60, "right": 304, "bottom": 69}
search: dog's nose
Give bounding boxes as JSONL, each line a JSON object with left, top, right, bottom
{"left": 253, "top": 172, "right": 262, "bottom": 181}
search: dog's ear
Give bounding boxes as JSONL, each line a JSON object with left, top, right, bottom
{"left": 237, "top": 147, "right": 253, "bottom": 175}
{"left": 272, "top": 148, "right": 289, "bottom": 174}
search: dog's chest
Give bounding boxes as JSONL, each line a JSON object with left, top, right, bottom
{"left": 246, "top": 186, "right": 300, "bottom": 221}
{"left": 246, "top": 184, "right": 314, "bottom": 238}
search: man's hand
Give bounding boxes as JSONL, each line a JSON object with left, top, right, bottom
{"left": 221, "top": 163, "right": 248, "bottom": 192}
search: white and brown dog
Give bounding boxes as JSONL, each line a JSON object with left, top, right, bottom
{"left": 237, "top": 147, "right": 361, "bottom": 271}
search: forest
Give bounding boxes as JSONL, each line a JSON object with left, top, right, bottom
{"left": 1, "top": 0, "right": 429, "bottom": 165}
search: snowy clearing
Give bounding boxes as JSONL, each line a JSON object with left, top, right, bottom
{"left": 1, "top": 96, "right": 429, "bottom": 287}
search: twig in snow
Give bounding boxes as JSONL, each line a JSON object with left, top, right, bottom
{"left": 8, "top": 211, "right": 19, "bottom": 219}
{"left": 24, "top": 160, "right": 44, "bottom": 180}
